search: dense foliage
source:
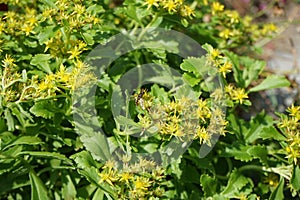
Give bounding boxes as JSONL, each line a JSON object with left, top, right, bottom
{"left": 0, "top": 0, "right": 299, "bottom": 199}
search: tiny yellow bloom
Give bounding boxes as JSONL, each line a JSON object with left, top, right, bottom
{"left": 162, "top": 0, "right": 177, "bottom": 13}
{"left": 226, "top": 10, "right": 240, "bottom": 24}
{"left": 21, "top": 24, "right": 35, "bottom": 36}
{"left": 2, "top": 54, "right": 16, "bottom": 68}
{"left": 144, "top": 0, "right": 159, "bottom": 9}
{"left": 219, "top": 28, "right": 234, "bottom": 39}
{"left": 119, "top": 172, "right": 132, "bottom": 183}
{"left": 98, "top": 169, "right": 117, "bottom": 186}
{"left": 287, "top": 105, "right": 300, "bottom": 118}
{"left": 232, "top": 88, "right": 248, "bottom": 104}
{"left": 180, "top": 5, "right": 195, "bottom": 18}
{"left": 68, "top": 46, "right": 82, "bottom": 60}
{"left": 218, "top": 61, "right": 232, "bottom": 78}
{"left": 196, "top": 126, "right": 211, "bottom": 145}
{"left": 211, "top": 2, "right": 224, "bottom": 15}
{"left": 134, "top": 177, "right": 151, "bottom": 191}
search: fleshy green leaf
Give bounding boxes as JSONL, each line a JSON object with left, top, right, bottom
{"left": 29, "top": 170, "right": 50, "bottom": 200}
{"left": 17, "top": 151, "right": 72, "bottom": 164}
{"left": 3, "top": 136, "right": 42, "bottom": 151}
{"left": 30, "top": 54, "right": 52, "bottom": 74}
{"left": 200, "top": 174, "right": 218, "bottom": 197}
{"left": 71, "top": 151, "right": 99, "bottom": 169}
{"left": 291, "top": 166, "right": 300, "bottom": 191}
{"left": 269, "top": 177, "right": 284, "bottom": 200}
{"left": 249, "top": 75, "right": 290, "bottom": 93}
{"left": 81, "top": 32, "right": 94, "bottom": 45}
{"left": 80, "top": 131, "right": 111, "bottom": 162}
{"left": 4, "top": 109, "right": 14, "bottom": 131}
{"left": 225, "top": 51, "right": 265, "bottom": 88}
{"left": 29, "top": 101, "right": 56, "bottom": 119}
{"left": 225, "top": 144, "right": 253, "bottom": 162}
{"left": 221, "top": 170, "right": 252, "bottom": 198}
{"left": 61, "top": 172, "right": 76, "bottom": 200}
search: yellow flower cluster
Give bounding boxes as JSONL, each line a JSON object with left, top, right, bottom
{"left": 98, "top": 159, "right": 166, "bottom": 199}
{"left": 37, "top": 60, "right": 95, "bottom": 97}
{"left": 0, "top": 55, "right": 26, "bottom": 103}
{"left": 41, "top": 1, "right": 100, "bottom": 29}
{"left": 206, "top": 2, "right": 278, "bottom": 47}
{"left": 206, "top": 45, "right": 233, "bottom": 78}
{"left": 135, "top": 91, "right": 228, "bottom": 145}
{"left": 278, "top": 105, "right": 300, "bottom": 164}
{"left": 144, "top": 0, "right": 195, "bottom": 18}
{"left": 0, "top": 55, "right": 95, "bottom": 104}
{"left": 1, "top": 7, "right": 37, "bottom": 37}
{"left": 225, "top": 84, "right": 248, "bottom": 105}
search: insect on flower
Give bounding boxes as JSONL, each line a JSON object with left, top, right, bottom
{"left": 134, "top": 88, "right": 146, "bottom": 110}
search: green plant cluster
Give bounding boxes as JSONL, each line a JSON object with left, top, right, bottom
{"left": 0, "top": 0, "right": 299, "bottom": 199}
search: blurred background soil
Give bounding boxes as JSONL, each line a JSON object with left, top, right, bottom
{"left": 226, "top": 0, "right": 300, "bottom": 118}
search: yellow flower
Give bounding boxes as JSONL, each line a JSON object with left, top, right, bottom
{"left": 162, "top": 0, "right": 177, "bottom": 13}
{"left": 285, "top": 146, "right": 299, "bottom": 164}
{"left": 219, "top": 28, "right": 234, "bottom": 39}
{"left": 196, "top": 126, "right": 211, "bottom": 145}
{"left": 209, "top": 48, "right": 221, "bottom": 61}
{"left": 180, "top": 5, "right": 195, "bottom": 18}
{"left": 287, "top": 105, "right": 300, "bottom": 119}
{"left": 119, "top": 172, "right": 132, "bottom": 183}
{"left": 218, "top": 61, "right": 232, "bottom": 78}
{"left": 232, "top": 88, "right": 248, "bottom": 104}
{"left": 68, "top": 46, "right": 82, "bottom": 60}
{"left": 226, "top": 10, "right": 240, "bottom": 24}
{"left": 2, "top": 54, "right": 16, "bottom": 68}
{"left": 211, "top": 2, "right": 224, "bottom": 15}
{"left": 133, "top": 177, "right": 151, "bottom": 191}
{"left": 98, "top": 169, "right": 117, "bottom": 186}
{"left": 73, "top": 4, "right": 86, "bottom": 15}
{"left": 196, "top": 99, "right": 211, "bottom": 122}
{"left": 144, "top": 0, "right": 159, "bottom": 9}
{"left": 0, "top": 22, "right": 5, "bottom": 34}
{"left": 21, "top": 24, "right": 35, "bottom": 36}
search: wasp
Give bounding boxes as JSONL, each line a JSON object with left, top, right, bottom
{"left": 134, "top": 88, "right": 146, "bottom": 110}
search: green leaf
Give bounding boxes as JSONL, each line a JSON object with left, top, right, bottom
{"left": 78, "top": 167, "right": 116, "bottom": 198}
{"left": 80, "top": 131, "right": 111, "bottom": 162}
{"left": 3, "top": 136, "right": 42, "bottom": 151}
{"left": 61, "top": 172, "right": 76, "bottom": 200}
{"left": 180, "top": 57, "right": 207, "bottom": 77}
{"left": 17, "top": 151, "right": 72, "bottom": 164}
{"left": 4, "top": 108, "right": 14, "bottom": 131}
{"left": 291, "top": 166, "right": 300, "bottom": 191}
{"left": 29, "top": 170, "right": 50, "bottom": 200}
{"left": 259, "top": 126, "right": 286, "bottom": 141}
{"left": 92, "top": 188, "right": 104, "bottom": 200}
{"left": 269, "top": 177, "right": 284, "bottom": 200}
{"left": 247, "top": 145, "right": 268, "bottom": 165}
{"left": 221, "top": 170, "right": 252, "bottom": 198}
{"left": 37, "top": 25, "right": 58, "bottom": 45}
{"left": 71, "top": 151, "right": 99, "bottom": 169}
{"left": 29, "top": 101, "right": 56, "bottom": 119}
{"left": 81, "top": 32, "right": 94, "bottom": 45}
{"left": 200, "top": 174, "right": 218, "bottom": 197}
{"left": 244, "top": 112, "right": 275, "bottom": 143}
{"left": 30, "top": 54, "right": 52, "bottom": 74}
{"left": 225, "top": 51, "right": 265, "bottom": 88}
{"left": 125, "top": 5, "right": 141, "bottom": 23}
{"left": 249, "top": 75, "right": 290, "bottom": 93}
{"left": 225, "top": 144, "right": 253, "bottom": 162}
{"left": 182, "top": 73, "right": 200, "bottom": 87}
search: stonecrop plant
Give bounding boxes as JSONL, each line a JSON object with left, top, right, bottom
{"left": 0, "top": 0, "right": 299, "bottom": 199}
